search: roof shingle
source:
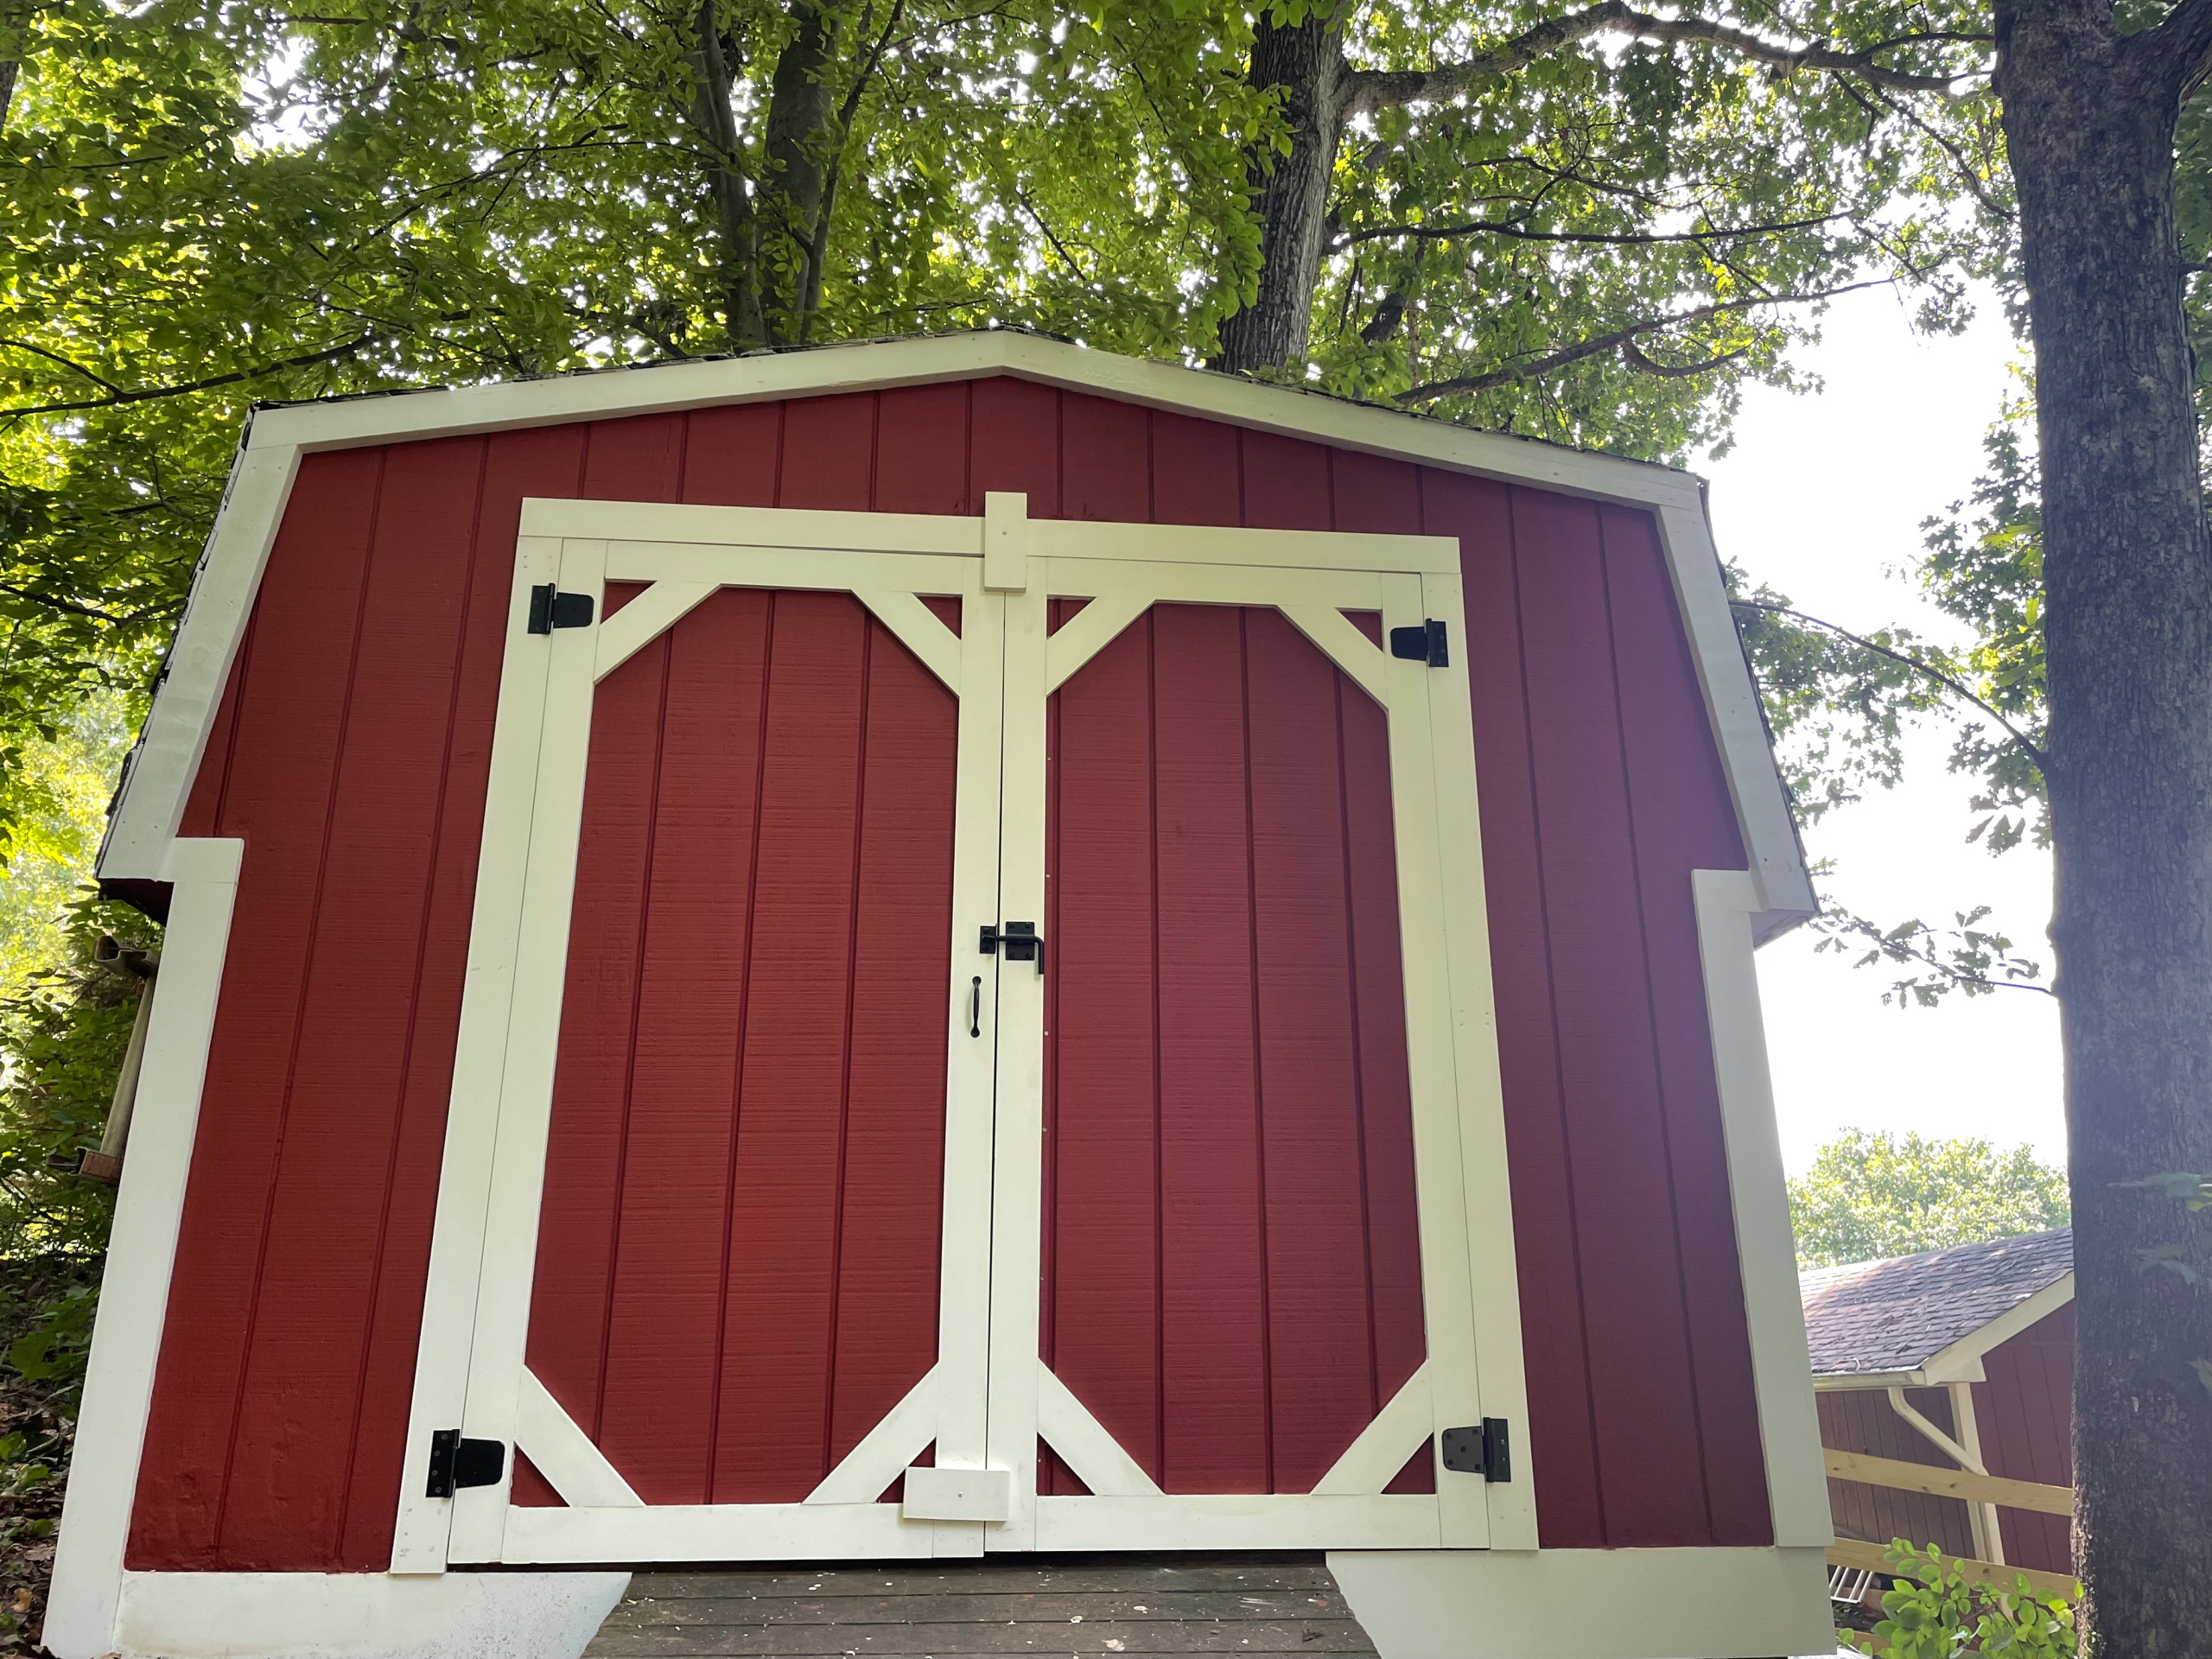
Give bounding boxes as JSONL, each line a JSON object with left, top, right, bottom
{"left": 1799, "top": 1228, "right": 2073, "bottom": 1378}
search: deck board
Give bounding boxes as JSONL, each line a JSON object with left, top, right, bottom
{"left": 587, "top": 1554, "right": 1381, "bottom": 1656}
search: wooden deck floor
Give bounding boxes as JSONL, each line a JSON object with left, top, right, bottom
{"left": 585, "top": 1554, "right": 1382, "bottom": 1656}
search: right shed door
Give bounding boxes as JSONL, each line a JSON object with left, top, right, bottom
{"left": 982, "top": 526, "right": 1524, "bottom": 1553}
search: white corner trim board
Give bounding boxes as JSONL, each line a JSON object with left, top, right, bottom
{"left": 1694, "top": 869, "right": 1833, "bottom": 1550}
{"left": 44, "top": 839, "right": 245, "bottom": 1659}
{"left": 111, "top": 1570, "right": 628, "bottom": 1659}
{"left": 96, "top": 333, "right": 1814, "bottom": 945}
{"left": 1327, "top": 1546, "right": 1835, "bottom": 1659}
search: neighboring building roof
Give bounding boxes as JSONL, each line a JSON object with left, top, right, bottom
{"left": 1800, "top": 1228, "right": 2074, "bottom": 1385}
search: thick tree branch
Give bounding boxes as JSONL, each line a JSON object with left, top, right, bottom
{"left": 2139, "top": 0, "right": 2212, "bottom": 97}
{"left": 1732, "top": 598, "right": 2051, "bottom": 771}
{"left": 0, "top": 583, "right": 178, "bottom": 626}
{"left": 1396, "top": 278, "right": 1884, "bottom": 403}
{"left": 1346, "top": 0, "right": 1986, "bottom": 115}
{"left": 0, "top": 334, "right": 375, "bottom": 419}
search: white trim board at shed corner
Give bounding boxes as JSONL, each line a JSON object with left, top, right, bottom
{"left": 93, "top": 329, "right": 1816, "bottom": 936}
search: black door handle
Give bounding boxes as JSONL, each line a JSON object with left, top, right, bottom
{"left": 969, "top": 976, "right": 982, "bottom": 1039}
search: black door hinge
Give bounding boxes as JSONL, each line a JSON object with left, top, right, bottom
{"left": 981, "top": 921, "right": 1043, "bottom": 972}
{"left": 1389, "top": 619, "right": 1449, "bottom": 668}
{"left": 527, "top": 584, "right": 595, "bottom": 634}
{"left": 425, "top": 1428, "right": 506, "bottom": 1498}
{"left": 1440, "top": 1418, "right": 1510, "bottom": 1481}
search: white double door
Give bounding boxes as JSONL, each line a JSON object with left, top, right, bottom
{"left": 393, "top": 493, "right": 1528, "bottom": 1573}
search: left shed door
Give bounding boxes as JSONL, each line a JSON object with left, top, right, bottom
{"left": 392, "top": 512, "right": 1004, "bottom": 1569}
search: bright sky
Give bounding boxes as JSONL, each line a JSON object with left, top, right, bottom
{"left": 1700, "top": 285, "right": 2068, "bottom": 1177}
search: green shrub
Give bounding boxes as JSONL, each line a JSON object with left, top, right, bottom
{"left": 1847, "top": 1541, "right": 2081, "bottom": 1659}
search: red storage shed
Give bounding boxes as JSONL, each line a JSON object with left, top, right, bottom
{"left": 48, "top": 333, "right": 1833, "bottom": 1659}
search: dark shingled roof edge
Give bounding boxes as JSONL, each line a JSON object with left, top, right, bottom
{"left": 1798, "top": 1228, "right": 2073, "bottom": 1379}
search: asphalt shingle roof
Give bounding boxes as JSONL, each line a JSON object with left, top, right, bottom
{"left": 1798, "top": 1228, "right": 2073, "bottom": 1379}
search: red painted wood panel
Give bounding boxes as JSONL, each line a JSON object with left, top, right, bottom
{"left": 1599, "top": 505, "right": 1767, "bottom": 1545}
{"left": 528, "top": 593, "right": 957, "bottom": 1504}
{"left": 1818, "top": 1387, "right": 1978, "bottom": 1558}
{"left": 1148, "top": 412, "right": 1240, "bottom": 527}
{"left": 135, "top": 375, "right": 1767, "bottom": 1566}
{"left": 1975, "top": 1303, "right": 2074, "bottom": 1573}
{"left": 1044, "top": 604, "right": 1424, "bottom": 1494}
{"left": 683, "top": 404, "right": 782, "bottom": 507}
{"left": 1424, "top": 467, "right": 1607, "bottom": 1547}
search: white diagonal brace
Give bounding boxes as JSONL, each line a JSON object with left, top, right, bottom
{"left": 1035, "top": 1363, "right": 1162, "bottom": 1498}
{"left": 594, "top": 580, "right": 717, "bottom": 681}
{"left": 514, "top": 1370, "right": 642, "bottom": 1509}
{"left": 854, "top": 589, "right": 964, "bottom": 692}
{"left": 1312, "top": 1364, "right": 1433, "bottom": 1496}
{"left": 805, "top": 1364, "right": 944, "bottom": 1505}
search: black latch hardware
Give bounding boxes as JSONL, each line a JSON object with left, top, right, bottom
{"left": 1440, "top": 1418, "right": 1510, "bottom": 1481}
{"left": 425, "top": 1428, "right": 506, "bottom": 1498}
{"left": 527, "top": 584, "right": 596, "bottom": 634}
{"left": 981, "top": 921, "right": 1042, "bottom": 971}
{"left": 1389, "top": 619, "right": 1450, "bottom": 668}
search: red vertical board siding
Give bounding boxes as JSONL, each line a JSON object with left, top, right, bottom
{"left": 1044, "top": 604, "right": 1424, "bottom": 1493}
{"left": 525, "top": 634, "right": 670, "bottom": 1456}
{"left": 527, "top": 594, "right": 955, "bottom": 1504}
{"left": 874, "top": 385, "right": 971, "bottom": 515}
{"left": 1508, "top": 488, "right": 1717, "bottom": 1546}
{"left": 130, "top": 448, "right": 387, "bottom": 1568}
{"left": 176, "top": 648, "right": 246, "bottom": 839}
{"left": 1425, "top": 467, "right": 1608, "bottom": 1547}
{"left": 602, "top": 601, "right": 772, "bottom": 1501}
{"left": 215, "top": 437, "right": 490, "bottom": 1564}
{"left": 1598, "top": 505, "right": 1769, "bottom": 1543}
{"left": 1975, "top": 1304, "right": 2074, "bottom": 1573}
{"left": 340, "top": 427, "right": 589, "bottom": 1565}
{"left": 136, "top": 377, "right": 1768, "bottom": 1565}
{"left": 1153, "top": 608, "right": 1269, "bottom": 1493}
{"left": 1239, "top": 430, "right": 1332, "bottom": 532}
{"left": 1062, "top": 396, "right": 1151, "bottom": 523}
{"left": 1818, "top": 1388, "right": 1978, "bottom": 1558}
{"left": 970, "top": 379, "right": 1061, "bottom": 514}
{"left": 683, "top": 404, "right": 782, "bottom": 507}
{"left": 1149, "top": 413, "right": 1240, "bottom": 527}
{"left": 779, "top": 396, "right": 876, "bottom": 509}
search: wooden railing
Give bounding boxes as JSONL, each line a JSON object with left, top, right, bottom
{"left": 1823, "top": 1449, "right": 2080, "bottom": 1599}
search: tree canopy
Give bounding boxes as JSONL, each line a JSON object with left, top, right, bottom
{"left": 1789, "top": 1128, "right": 2071, "bottom": 1268}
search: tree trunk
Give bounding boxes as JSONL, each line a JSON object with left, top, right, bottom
{"left": 761, "top": 0, "right": 840, "bottom": 342}
{"left": 689, "top": 0, "right": 767, "bottom": 347}
{"left": 1993, "top": 0, "right": 2212, "bottom": 1649}
{"left": 1212, "top": 10, "right": 1351, "bottom": 373}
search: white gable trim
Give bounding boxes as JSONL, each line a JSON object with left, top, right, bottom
{"left": 96, "top": 331, "right": 1814, "bottom": 922}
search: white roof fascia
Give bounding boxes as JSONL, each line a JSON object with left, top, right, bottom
{"left": 1651, "top": 497, "right": 1815, "bottom": 925}
{"left": 99, "top": 333, "right": 1811, "bottom": 915}
{"left": 1812, "top": 1370, "right": 1931, "bottom": 1392}
{"left": 99, "top": 438, "right": 301, "bottom": 882}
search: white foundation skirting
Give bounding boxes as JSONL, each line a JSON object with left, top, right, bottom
{"left": 1327, "top": 1546, "right": 1836, "bottom": 1659}
{"left": 106, "top": 1570, "right": 628, "bottom": 1659}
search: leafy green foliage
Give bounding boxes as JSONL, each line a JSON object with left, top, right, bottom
{"left": 0, "top": 889, "right": 152, "bottom": 1649}
{"left": 1847, "top": 1542, "right": 2078, "bottom": 1659}
{"left": 1789, "top": 1128, "right": 2069, "bottom": 1268}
